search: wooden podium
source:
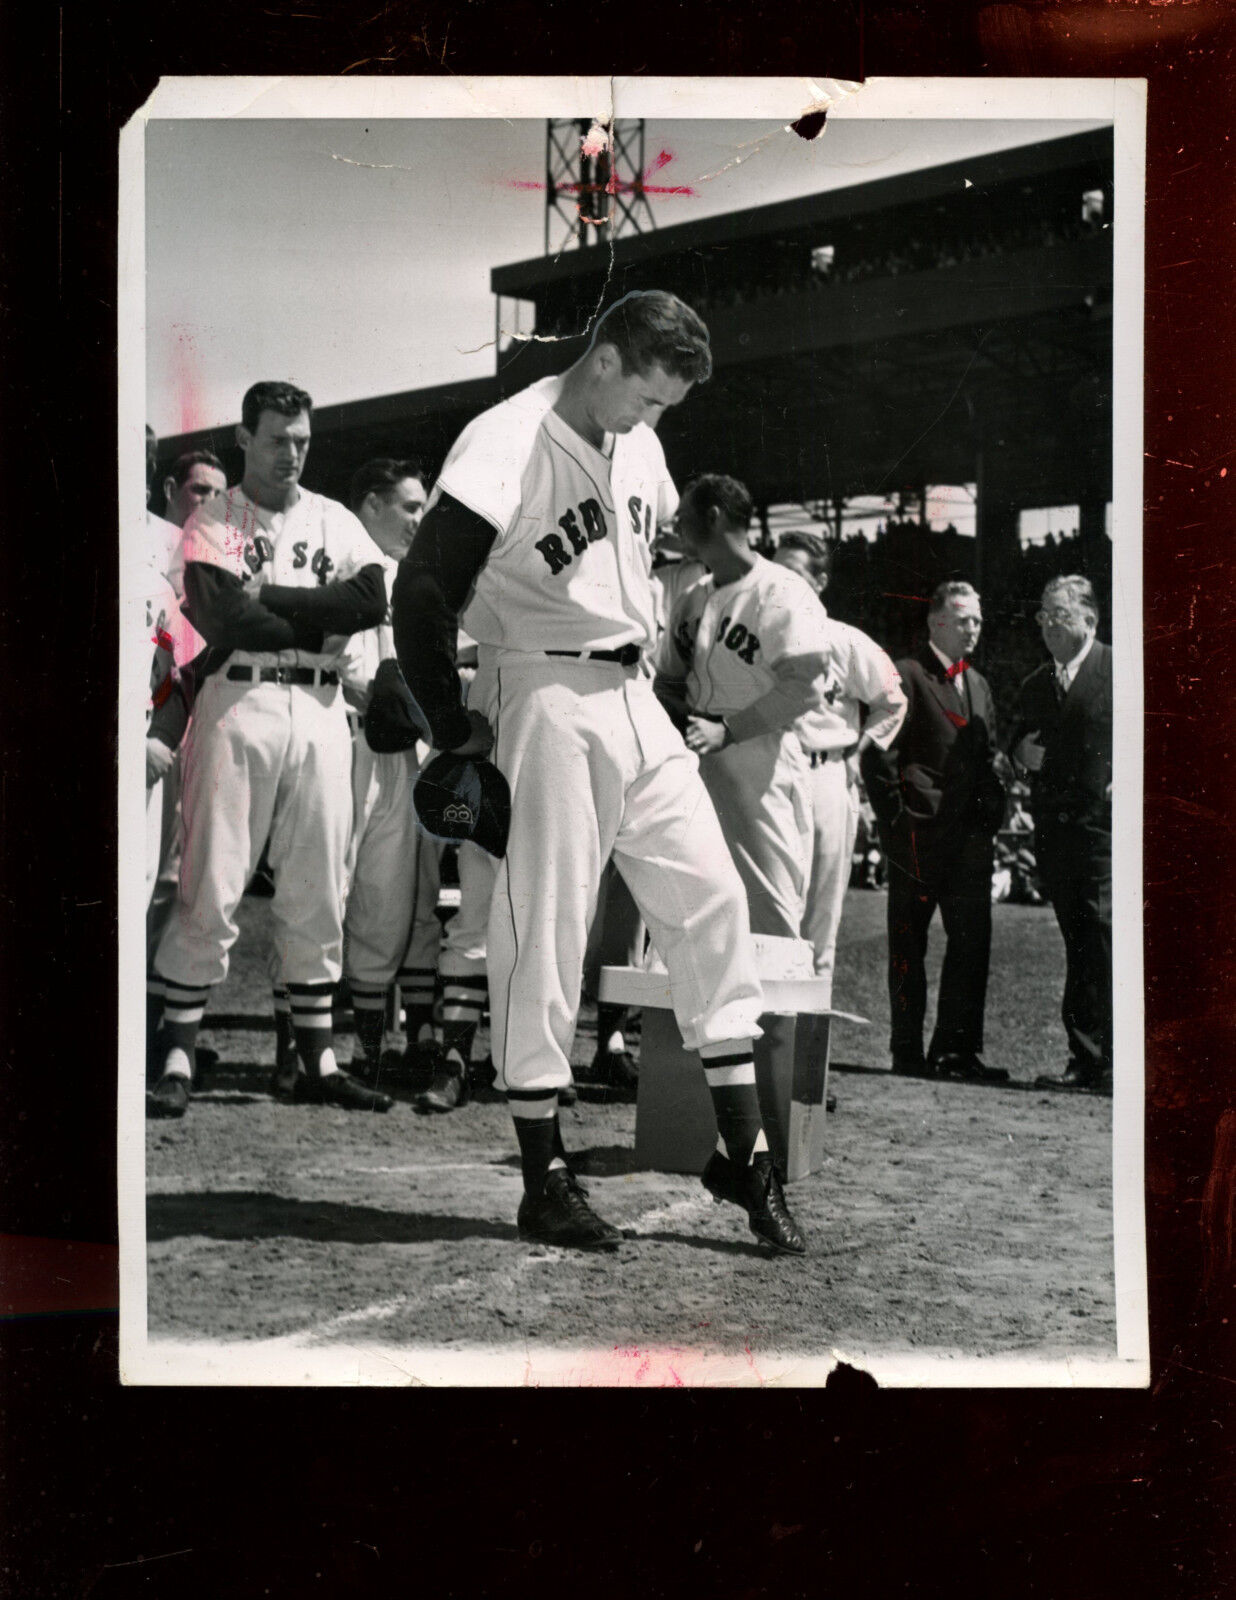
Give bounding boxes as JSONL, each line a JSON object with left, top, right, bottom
{"left": 599, "top": 936, "right": 865, "bottom": 1183}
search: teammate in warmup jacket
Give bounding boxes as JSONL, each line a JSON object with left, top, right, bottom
{"left": 392, "top": 291, "right": 807, "bottom": 1255}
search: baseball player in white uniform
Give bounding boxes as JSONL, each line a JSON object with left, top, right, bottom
{"left": 145, "top": 445, "right": 226, "bottom": 1060}
{"left": 653, "top": 475, "right": 835, "bottom": 1126}
{"left": 148, "top": 382, "right": 394, "bottom": 1118}
{"left": 331, "top": 459, "right": 438, "bottom": 1084}
{"left": 393, "top": 291, "right": 806, "bottom": 1254}
{"left": 772, "top": 533, "right": 907, "bottom": 1003}
{"left": 162, "top": 449, "right": 227, "bottom": 530}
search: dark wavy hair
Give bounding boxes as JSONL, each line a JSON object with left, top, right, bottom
{"left": 348, "top": 458, "right": 426, "bottom": 513}
{"left": 241, "top": 381, "right": 313, "bottom": 434}
{"left": 591, "top": 290, "right": 713, "bottom": 384}
{"left": 169, "top": 449, "right": 225, "bottom": 487}
{"left": 682, "top": 473, "right": 753, "bottom": 529}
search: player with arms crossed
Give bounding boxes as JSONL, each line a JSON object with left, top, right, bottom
{"left": 393, "top": 291, "right": 806, "bottom": 1255}
{"left": 149, "top": 382, "right": 393, "bottom": 1117}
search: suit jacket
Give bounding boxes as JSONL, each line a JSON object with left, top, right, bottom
{"left": 862, "top": 646, "right": 1006, "bottom": 838}
{"left": 1012, "top": 640, "right": 1112, "bottom": 832}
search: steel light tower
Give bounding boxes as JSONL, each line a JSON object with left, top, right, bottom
{"left": 545, "top": 119, "right": 656, "bottom": 254}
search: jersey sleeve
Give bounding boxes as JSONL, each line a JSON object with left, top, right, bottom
{"left": 649, "top": 433, "right": 679, "bottom": 527}
{"left": 326, "top": 503, "right": 387, "bottom": 579}
{"left": 724, "top": 572, "right": 836, "bottom": 744}
{"left": 432, "top": 405, "right": 535, "bottom": 539}
{"left": 180, "top": 496, "right": 255, "bottom": 580}
{"left": 840, "top": 625, "right": 909, "bottom": 749}
{"left": 652, "top": 589, "right": 690, "bottom": 681}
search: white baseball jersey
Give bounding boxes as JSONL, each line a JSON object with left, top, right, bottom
{"left": 338, "top": 554, "right": 399, "bottom": 698}
{"left": 430, "top": 374, "right": 678, "bottom": 652}
{"left": 143, "top": 512, "right": 204, "bottom": 710}
{"left": 655, "top": 555, "right": 833, "bottom": 940}
{"left": 180, "top": 485, "right": 385, "bottom": 672}
{"left": 431, "top": 374, "right": 764, "bottom": 1094}
{"left": 651, "top": 557, "right": 707, "bottom": 639}
{"left": 656, "top": 555, "right": 835, "bottom": 737}
{"left": 157, "top": 485, "right": 381, "bottom": 996}
{"left": 795, "top": 613, "right": 907, "bottom": 754}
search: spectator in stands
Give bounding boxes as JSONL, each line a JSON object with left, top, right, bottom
{"left": 1011, "top": 576, "right": 1113, "bottom": 1095}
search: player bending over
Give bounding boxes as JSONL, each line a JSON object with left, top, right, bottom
{"left": 393, "top": 290, "right": 806, "bottom": 1255}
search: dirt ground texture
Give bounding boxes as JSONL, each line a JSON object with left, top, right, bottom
{"left": 144, "top": 890, "right": 1117, "bottom": 1372}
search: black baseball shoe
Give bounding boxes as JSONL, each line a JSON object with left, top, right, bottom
{"left": 589, "top": 1047, "right": 640, "bottom": 1096}
{"left": 416, "top": 1051, "right": 470, "bottom": 1114}
{"left": 469, "top": 1055, "right": 498, "bottom": 1093}
{"left": 147, "top": 1071, "right": 192, "bottom": 1120}
{"left": 517, "top": 1169, "right": 622, "bottom": 1251}
{"left": 933, "top": 1052, "right": 1009, "bottom": 1084}
{"left": 269, "top": 1062, "right": 311, "bottom": 1101}
{"left": 404, "top": 1038, "right": 446, "bottom": 1096}
{"left": 701, "top": 1150, "right": 807, "bottom": 1256}
{"left": 303, "top": 1069, "right": 393, "bottom": 1112}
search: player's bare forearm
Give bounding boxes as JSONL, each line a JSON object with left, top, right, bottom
{"left": 259, "top": 563, "right": 386, "bottom": 636}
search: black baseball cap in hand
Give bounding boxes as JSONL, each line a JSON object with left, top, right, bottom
{"left": 413, "top": 753, "right": 511, "bottom": 859}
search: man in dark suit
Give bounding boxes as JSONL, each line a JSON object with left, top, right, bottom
{"left": 1012, "top": 575, "right": 1113, "bottom": 1095}
{"left": 862, "top": 581, "right": 1007, "bottom": 1082}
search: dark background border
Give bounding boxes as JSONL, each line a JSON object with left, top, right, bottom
{"left": 2, "top": 5, "right": 1233, "bottom": 1595}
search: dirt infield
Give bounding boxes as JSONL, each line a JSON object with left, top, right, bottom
{"left": 143, "top": 891, "right": 1117, "bottom": 1379}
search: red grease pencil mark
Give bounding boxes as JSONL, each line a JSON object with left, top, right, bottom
{"left": 151, "top": 673, "right": 174, "bottom": 710}
{"left": 507, "top": 148, "right": 696, "bottom": 199}
{"left": 883, "top": 591, "right": 933, "bottom": 604}
{"left": 171, "top": 323, "right": 210, "bottom": 436}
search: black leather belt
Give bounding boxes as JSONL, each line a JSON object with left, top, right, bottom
{"left": 807, "top": 749, "right": 845, "bottom": 768}
{"left": 226, "top": 665, "right": 339, "bottom": 687}
{"left": 545, "top": 644, "right": 641, "bottom": 667}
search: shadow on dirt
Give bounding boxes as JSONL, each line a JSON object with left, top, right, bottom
{"left": 147, "top": 1191, "right": 521, "bottom": 1246}
{"left": 570, "top": 1145, "right": 652, "bottom": 1177}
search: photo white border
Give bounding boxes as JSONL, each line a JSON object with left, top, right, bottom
{"left": 119, "top": 74, "right": 1147, "bottom": 1387}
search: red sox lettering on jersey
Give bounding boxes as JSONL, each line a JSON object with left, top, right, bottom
{"left": 662, "top": 555, "right": 835, "bottom": 734}
{"left": 181, "top": 484, "right": 381, "bottom": 668}
{"left": 429, "top": 374, "right": 677, "bottom": 651}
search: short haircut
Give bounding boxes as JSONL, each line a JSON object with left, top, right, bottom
{"left": 348, "top": 458, "right": 427, "bottom": 514}
{"left": 682, "top": 473, "right": 753, "bottom": 530}
{"left": 929, "top": 580, "right": 980, "bottom": 614}
{"left": 1042, "top": 573, "right": 1099, "bottom": 625}
{"left": 777, "top": 530, "right": 832, "bottom": 580}
{"left": 169, "top": 449, "right": 225, "bottom": 488}
{"left": 591, "top": 290, "right": 713, "bottom": 385}
{"left": 241, "top": 381, "right": 313, "bottom": 434}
